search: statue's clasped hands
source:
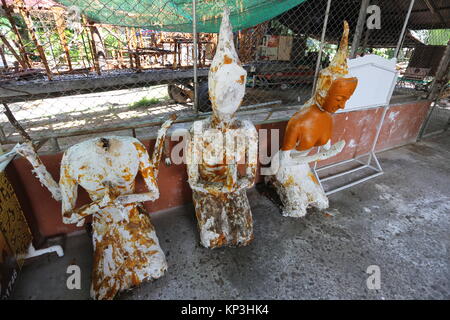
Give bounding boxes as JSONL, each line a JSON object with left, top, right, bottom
{"left": 274, "top": 140, "right": 346, "bottom": 172}
{"left": 190, "top": 176, "right": 254, "bottom": 194}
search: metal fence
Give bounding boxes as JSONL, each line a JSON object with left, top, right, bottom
{"left": 0, "top": 0, "right": 449, "bottom": 154}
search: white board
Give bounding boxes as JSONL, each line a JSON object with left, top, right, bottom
{"left": 343, "top": 55, "right": 398, "bottom": 111}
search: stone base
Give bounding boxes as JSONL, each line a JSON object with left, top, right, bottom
{"left": 192, "top": 189, "right": 253, "bottom": 248}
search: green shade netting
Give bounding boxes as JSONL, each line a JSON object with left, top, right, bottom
{"left": 56, "top": 0, "right": 306, "bottom": 33}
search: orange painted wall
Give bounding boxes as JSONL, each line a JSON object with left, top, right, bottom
{"left": 5, "top": 99, "right": 431, "bottom": 242}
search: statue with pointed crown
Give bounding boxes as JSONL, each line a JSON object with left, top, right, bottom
{"left": 186, "top": 8, "right": 258, "bottom": 248}
{"left": 266, "top": 21, "right": 358, "bottom": 218}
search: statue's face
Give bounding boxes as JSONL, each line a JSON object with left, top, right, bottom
{"left": 323, "top": 77, "right": 358, "bottom": 113}
{"left": 209, "top": 63, "right": 247, "bottom": 116}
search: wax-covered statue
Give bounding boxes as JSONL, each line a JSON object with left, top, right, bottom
{"left": 14, "top": 116, "right": 175, "bottom": 299}
{"left": 186, "top": 8, "right": 258, "bottom": 248}
{"left": 267, "top": 21, "right": 358, "bottom": 218}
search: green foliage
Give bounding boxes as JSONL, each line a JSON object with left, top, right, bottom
{"left": 371, "top": 48, "right": 395, "bottom": 59}
{"left": 426, "top": 29, "right": 450, "bottom": 46}
{"left": 0, "top": 16, "right": 12, "bottom": 35}
{"left": 412, "top": 29, "right": 450, "bottom": 46}
{"left": 104, "top": 33, "right": 123, "bottom": 59}
{"left": 129, "top": 97, "right": 162, "bottom": 108}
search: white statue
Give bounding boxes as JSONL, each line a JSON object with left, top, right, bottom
{"left": 186, "top": 8, "right": 258, "bottom": 248}
{"left": 14, "top": 117, "right": 175, "bottom": 299}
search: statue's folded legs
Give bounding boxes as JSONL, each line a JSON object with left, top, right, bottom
{"left": 266, "top": 21, "right": 358, "bottom": 218}
{"left": 186, "top": 9, "right": 258, "bottom": 248}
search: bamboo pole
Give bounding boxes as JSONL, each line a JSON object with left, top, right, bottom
{"left": 51, "top": 6, "right": 73, "bottom": 71}
{"left": 1, "top": 0, "right": 31, "bottom": 68}
{"left": 0, "top": 34, "right": 27, "bottom": 69}
{"left": 15, "top": 1, "right": 52, "bottom": 79}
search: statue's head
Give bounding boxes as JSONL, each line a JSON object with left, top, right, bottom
{"left": 314, "top": 21, "right": 358, "bottom": 113}
{"left": 208, "top": 8, "right": 247, "bottom": 119}
{"left": 322, "top": 77, "right": 358, "bottom": 112}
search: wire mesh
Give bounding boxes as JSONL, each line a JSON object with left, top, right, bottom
{"left": 0, "top": 0, "right": 448, "bottom": 154}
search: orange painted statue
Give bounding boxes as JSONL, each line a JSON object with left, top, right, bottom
{"left": 267, "top": 21, "right": 358, "bottom": 218}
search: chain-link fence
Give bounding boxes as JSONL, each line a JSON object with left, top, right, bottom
{"left": 0, "top": 0, "right": 448, "bottom": 154}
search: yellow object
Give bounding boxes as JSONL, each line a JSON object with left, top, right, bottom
{"left": 0, "top": 171, "right": 32, "bottom": 268}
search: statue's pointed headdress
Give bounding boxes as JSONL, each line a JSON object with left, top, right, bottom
{"left": 211, "top": 7, "right": 241, "bottom": 67}
{"left": 315, "top": 21, "right": 352, "bottom": 102}
{"left": 208, "top": 8, "right": 246, "bottom": 118}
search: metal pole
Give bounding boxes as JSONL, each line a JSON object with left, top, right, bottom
{"left": 350, "top": 0, "right": 370, "bottom": 58}
{"left": 394, "top": 0, "right": 415, "bottom": 58}
{"left": 192, "top": 0, "right": 199, "bottom": 113}
{"left": 312, "top": 0, "right": 332, "bottom": 95}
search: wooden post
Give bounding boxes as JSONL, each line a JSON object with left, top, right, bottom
{"left": 2, "top": 103, "right": 32, "bottom": 142}
{"left": 80, "top": 31, "right": 92, "bottom": 68}
{"left": 89, "top": 28, "right": 101, "bottom": 75}
{"left": 134, "top": 51, "right": 141, "bottom": 70}
{"left": 1, "top": 0, "right": 31, "bottom": 68}
{"left": 51, "top": 6, "right": 73, "bottom": 71}
{"left": 125, "top": 28, "right": 134, "bottom": 68}
{"left": 0, "top": 124, "right": 6, "bottom": 144}
{"left": 198, "top": 40, "right": 202, "bottom": 67}
{"left": 82, "top": 17, "right": 101, "bottom": 75}
{"left": 117, "top": 48, "right": 124, "bottom": 68}
{"left": 429, "top": 40, "right": 450, "bottom": 100}
{"left": 138, "top": 29, "right": 144, "bottom": 48}
{"left": 89, "top": 27, "right": 102, "bottom": 75}
{"left": 90, "top": 22, "right": 107, "bottom": 70}
{"left": 173, "top": 40, "right": 178, "bottom": 69}
{"left": 131, "top": 27, "right": 141, "bottom": 70}
{"left": 177, "top": 42, "right": 181, "bottom": 67}
{"left": 15, "top": 1, "right": 52, "bottom": 79}
{"left": 0, "top": 45, "right": 9, "bottom": 68}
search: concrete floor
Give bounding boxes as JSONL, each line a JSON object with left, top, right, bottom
{"left": 11, "top": 132, "right": 450, "bottom": 300}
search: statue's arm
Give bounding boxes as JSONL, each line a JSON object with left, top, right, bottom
{"left": 242, "top": 121, "right": 258, "bottom": 188}
{"left": 116, "top": 117, "right": 175, "bottom": 206}
{"left": 14, "top": 141, "right": 62, "bottom": 201}
{"left": 281, "top": 118, "right": 302, "bottom": 151}
{"left": 187, "top": 131, "right": 210, "bottom": 192}
{"left": 115, "top": 141, "right": 160, "bottom": 205}
{"left": 150, "top": 116, "right": 176, "bottom": 177}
